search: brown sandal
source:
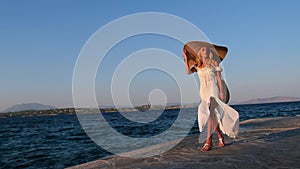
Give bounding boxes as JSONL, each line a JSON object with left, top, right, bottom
{"left": 218, "top": 138, "right": 225, "bottom": 147}
{"left": 201, "top": 143, "right": 213, "bottom": 152}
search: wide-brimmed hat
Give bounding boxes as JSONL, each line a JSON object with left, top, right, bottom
{"left": 183, "top": 41, "right": 228, "bottom": 70}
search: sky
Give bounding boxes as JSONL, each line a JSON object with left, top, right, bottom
{"left": 1, "top": 0, "right": 300, "bottom": 111}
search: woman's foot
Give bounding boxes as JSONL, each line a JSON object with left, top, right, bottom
{"left": 218, "top": 138, "right": 225, "bottom": 147}
{"left": 201, "top": 142, "right": 212, "bottom": 152}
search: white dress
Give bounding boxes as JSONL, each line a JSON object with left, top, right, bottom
{"left": 196, "top": 66, "right": 239, "bottom": 138}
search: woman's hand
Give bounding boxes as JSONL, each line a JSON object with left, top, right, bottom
{"left": 182, "top": 51, "right": 187, "bottom": 60}
{"left": 183, "top": 51, "right": 192, "bottom": 74}
{"left": 219, "top": 91, "right": 225, "bottom": 101}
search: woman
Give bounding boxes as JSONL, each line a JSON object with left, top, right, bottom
{"left": 183, "top": 44, "right": 239, "bottom": 152}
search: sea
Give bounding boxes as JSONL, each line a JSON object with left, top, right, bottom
{"left": 1, "top": 101, "right": 300, "bottom": 169}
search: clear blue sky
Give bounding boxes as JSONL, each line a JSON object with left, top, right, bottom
{"left": 1, "top": 0, "right": 300, "bottom": 110}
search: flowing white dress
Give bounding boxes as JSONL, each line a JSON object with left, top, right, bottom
{"left": 196, "top": 66, "right": 239, "bottom": 138}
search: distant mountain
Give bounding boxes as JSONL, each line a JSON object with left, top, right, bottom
{"left": 3, "top": 103, "right": 57, "bottom": 113}
{"left": 240, "top": 96, "right": 300, "bottom": 105}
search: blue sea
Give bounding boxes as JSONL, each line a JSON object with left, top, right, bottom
{"left": 1, "top": 101, "right": 300, "bottom": 169}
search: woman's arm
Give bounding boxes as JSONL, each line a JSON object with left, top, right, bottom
{"left": 214, "top": 61, "right": 225, "bottom": 101}
{"left": 183, "top": 52, "right": 192, "bottom": 74}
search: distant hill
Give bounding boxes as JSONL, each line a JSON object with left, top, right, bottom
{"left": 240, "top": 96, "right": 300, "bottom": 105}
{"left": 3, "top": 103, "right": 57, "bottom": 113}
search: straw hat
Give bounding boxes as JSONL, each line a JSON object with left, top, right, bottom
{"left": 183, "top": 41, "right": 228, "bottom": 72}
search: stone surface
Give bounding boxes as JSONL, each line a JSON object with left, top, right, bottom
{"left": 67, "top": 116, "right": 300, "bottom": 169}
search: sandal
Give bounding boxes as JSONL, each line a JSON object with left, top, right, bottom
{"left": 218, "top": 138, "right": 225, "bottom": 147}
{"left": 201, "top": 143, "right": 213, "bottom": 152}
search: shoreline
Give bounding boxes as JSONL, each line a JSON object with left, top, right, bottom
{"left": 67, "top": 116, "right": 300, "bottom": 169}
{"left": 0, "top": 106, "right": 196, "bottom": 118}
{"left": 2, "top": 100, "right": 300, "bottom": 118}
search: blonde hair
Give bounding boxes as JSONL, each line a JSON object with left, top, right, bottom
{"left": 197, "top": 47, "right": 217, "bottom": 68}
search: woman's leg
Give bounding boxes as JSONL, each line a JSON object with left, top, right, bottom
{"left": 207, "top": 97, "right": 218, "bottom": 143}
{"left": 208, "top": 97, "right": 224, "bottom": 146}
{"left": 201, "top": 119, "right": 212, "bottom": 151}
{"left": 215, "top": 125, "right": 225, "bottom": 146}
{"left": 211, "top": 97, "right": 225, "bottom": 146}
{"left": 201, "top": 97, "right": 217, "bottom": 151}
{"left": 215, "top": 125, "right": 223, "bottom": 139}
{"left": 206, "top": 119, "right": 213, "bottom": 143}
